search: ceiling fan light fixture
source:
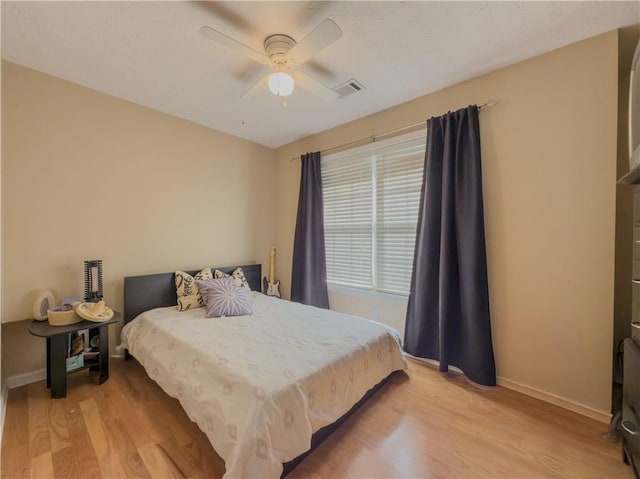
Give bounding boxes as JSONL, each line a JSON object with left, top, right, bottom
{"left": 268, "top": 72, "right": 295, "bottom": 97}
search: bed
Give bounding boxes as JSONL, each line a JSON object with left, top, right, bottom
{"left": 121, "top": 264, "right": 407, "bottom": 478}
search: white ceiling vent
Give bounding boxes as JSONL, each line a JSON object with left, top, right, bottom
{"left": 333, "top": 79, "right": 366, "bottom": 98}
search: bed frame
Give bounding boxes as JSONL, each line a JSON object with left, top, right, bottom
{"left": 122, "top": 263, "right": 396, "bottom": 477}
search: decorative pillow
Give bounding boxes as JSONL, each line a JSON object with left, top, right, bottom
{"left": 175, "top": 267, "right": 213, "bottom": 311}
{"left": 214, "top": 267, "right": 251, "bottom": 290}
{"left": 196, "top": 277, "right": 254, "bottom": 318}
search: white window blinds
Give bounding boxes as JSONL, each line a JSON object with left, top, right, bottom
{"left": 322, "top": 131, "right": 425, "bottom": 295}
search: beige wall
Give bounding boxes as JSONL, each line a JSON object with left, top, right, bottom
{"left": 275, "top": 31, "right": 619, "bottom": 416}
{"left": 1, "top": 61, "right": 275, "bottom": 377}
{"left": 614, "top": 26, "right": 640, "bottom": 366}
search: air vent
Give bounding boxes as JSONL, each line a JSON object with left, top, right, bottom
{"left": 333, "top": 79, "right": 366, "bottom": 98}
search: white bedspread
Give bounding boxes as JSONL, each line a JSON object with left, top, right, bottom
{"left": 121, "top": 293, "right": 407, "bottom": 478}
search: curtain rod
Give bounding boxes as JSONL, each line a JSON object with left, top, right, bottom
{"left": 290, "top": 99, "right": 498, "bottom": 161}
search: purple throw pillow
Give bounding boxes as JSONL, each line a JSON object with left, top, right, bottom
{"left": 196, "top": 277, "right": 253, "bottom": 318}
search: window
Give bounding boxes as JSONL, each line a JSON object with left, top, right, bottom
{"left": 322, "top": 131, "right": 425, "bottom": 295}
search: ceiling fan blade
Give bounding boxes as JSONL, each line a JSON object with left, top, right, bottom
{"left": 199, "top": 26, "right": 269, "bottom": 65}
{"left": 241, "top": 74, "right": 270, "bottom": 100}
{"left": 291, "top": 71, "right": 339, "bottom": 102}
{"left": 288, "top": 19, "right": 342, "bottom": 66}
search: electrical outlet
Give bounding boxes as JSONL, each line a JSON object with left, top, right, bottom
{"left": 371, "top": 308, "right": 379, "bottom": 321}
{"left": 113, "top": 344, "right": 124, "bottom": 357}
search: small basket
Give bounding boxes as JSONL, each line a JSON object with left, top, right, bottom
{"left": 48, "top": 307, "right": 82, "bottom": 326}
{"left": 66, "top": 353, "right": 84, "bottom": 372}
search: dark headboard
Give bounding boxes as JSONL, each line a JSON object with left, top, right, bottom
{"left": 123, "top": 264, "right": 262, "bottom": 324}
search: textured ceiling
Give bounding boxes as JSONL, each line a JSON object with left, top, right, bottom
{"left": 2, "top": 1, "right": 639, "bottom": 148}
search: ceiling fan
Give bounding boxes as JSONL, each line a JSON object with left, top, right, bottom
{"left": 199, "top": 18, "right": 342, "bottom": 101}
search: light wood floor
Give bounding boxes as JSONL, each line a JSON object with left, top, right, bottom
{"left": 1, "top": 357, "right": 631, "bottom": 479}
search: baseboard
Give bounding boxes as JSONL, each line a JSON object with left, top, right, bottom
{"left": 5, "top": 368, "right": 46, "bottom": 390}
{"left": 497, "top": 376, "right": 611, "bottom": 424}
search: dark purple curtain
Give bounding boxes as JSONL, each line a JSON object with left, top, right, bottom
{"left": 404, "top": 105, "right": 496, "bottom": 386}
{"left": 291, "top": 152, "right": 330, "bottom": 309}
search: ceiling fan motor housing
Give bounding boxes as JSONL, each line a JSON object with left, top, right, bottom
{"left": 264, "top": 34, "right": 296, "bottom": 69}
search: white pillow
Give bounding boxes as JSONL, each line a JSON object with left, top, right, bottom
{"left": 175, "top": 267, "right": 213, "bottom": 311}
{"left": 214, "top": 267, "right": 251, "bottom": 290}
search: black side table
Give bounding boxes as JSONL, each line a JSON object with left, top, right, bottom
{"left": 28, "top": 312, "right": 122, "bottom": 398}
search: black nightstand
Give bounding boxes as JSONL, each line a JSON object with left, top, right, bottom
{"left": 28, "top": 312, "right": 122, "bottom": 398}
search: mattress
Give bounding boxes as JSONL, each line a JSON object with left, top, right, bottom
{"left": 121, "top": 293, "right": 407, "bottom": 478}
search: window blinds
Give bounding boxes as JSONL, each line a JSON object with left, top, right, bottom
{"left": 321, "top": 132, "right": 425, "bottom": 295}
